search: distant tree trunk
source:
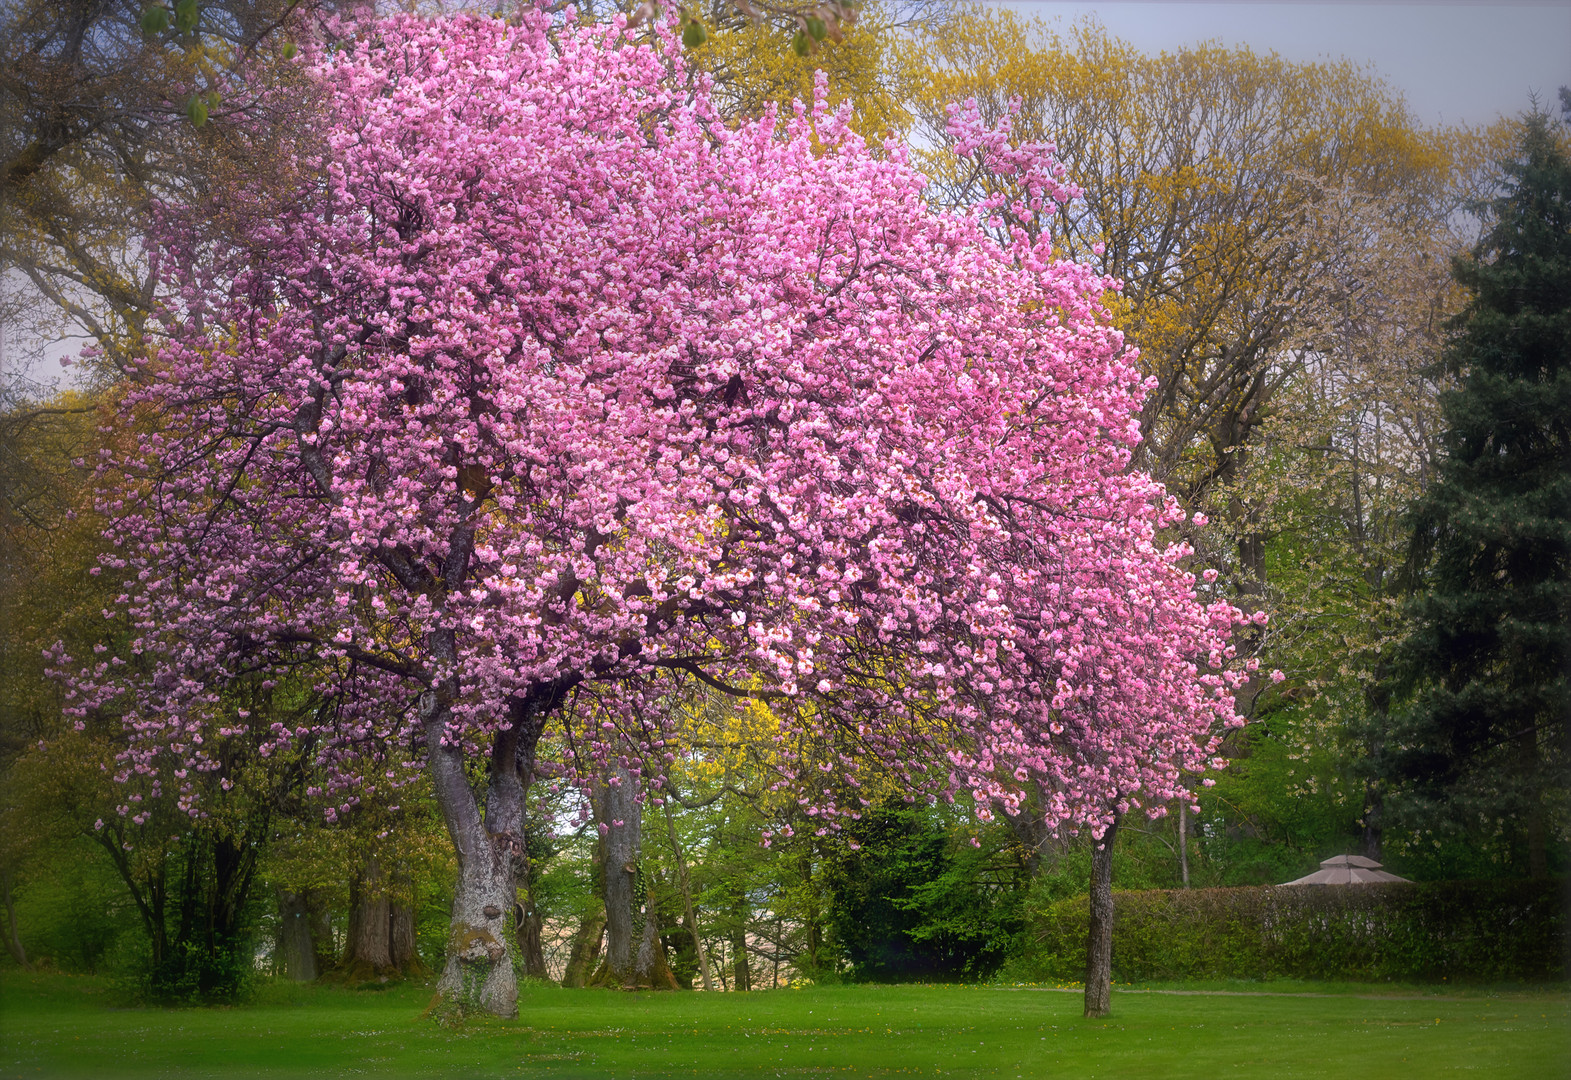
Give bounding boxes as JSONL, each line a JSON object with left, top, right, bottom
{"left": 343, "top": 854, "right": 392, "bottom": 976}
{"left": 730, "top": 899, "right": 751, "bottom": 992}
{"left": 1, "top": 868, "right": 32, "bottom": 971}
{"left": 1084, "top": 815, "right": 1119, "bottom": 1019}
{"left": 1177, "top": 801, "right": 1190, "bottom": 889}
{"left": 594, "top": 767, "right": 641, "bottom": 987}
{"left": 662, "top": 801, "right": 713, "bottom": 990}
{"left": 631, "top": 890, "right": 680, "bottom": 990}
{"left": 1361, "top": 780, "right": 1384, "bottom": 862}
{"left": 389, "top": 869, "right": 422, "bottom": 974}
{"left": 515, "top": 826, "right": 551, "bottom": 982}
{"left": 1362, "top": 663, "right": 1390, "bottom": 862}
{"left": 275, "top": 888, "right": 317, "bottom": 981}
{"left": 561, "top": 909, "right": 606, "bottom": 988}
{"left": 799, "top": 849, "right": 824, "bottom": 979}
{"left": 309, "top": 893, "right": 335, "bottom": 975}
{"left": 773, "top": 915, "right": 783, "bottom": 988}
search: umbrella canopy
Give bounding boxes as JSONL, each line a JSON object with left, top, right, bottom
{"left": 1281, "top": 855, "right": 1411, "bottom": 886}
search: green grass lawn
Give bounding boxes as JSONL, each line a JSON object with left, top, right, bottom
{"left": 1, "top": 973, "right": 1566, "bottom": 1079}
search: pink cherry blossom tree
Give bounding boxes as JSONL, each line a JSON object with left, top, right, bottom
{"left": 66, "top": 12, "right": 1256, "bottom": 1018}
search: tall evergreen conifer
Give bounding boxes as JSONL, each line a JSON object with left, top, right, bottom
{"left": 1391, "top": 103, "right": 1571, "bottom": 877}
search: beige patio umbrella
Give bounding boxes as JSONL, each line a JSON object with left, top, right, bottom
{"left": 1281, "top": 854, "right": 1411, "bottom": 885}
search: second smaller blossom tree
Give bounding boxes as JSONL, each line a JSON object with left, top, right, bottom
{"left": 68, "top": 13, "right": 1256, "bottom": 1018}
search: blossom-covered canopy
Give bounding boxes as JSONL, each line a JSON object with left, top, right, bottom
{"left": 67, "top": 12, "right": 1256, "bottom": 842}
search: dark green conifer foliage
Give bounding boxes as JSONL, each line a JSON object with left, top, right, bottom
{"left": 1390, "top": 103, "right": 1571, "bottom": 877}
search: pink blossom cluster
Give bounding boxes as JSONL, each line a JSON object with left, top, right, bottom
{"left": 66, "top": 12, "right": 1256, "bottom": 839}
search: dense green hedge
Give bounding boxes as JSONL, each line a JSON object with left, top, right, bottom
{"left": 1017, "top": 879, "right": 1567, "bottom": 983}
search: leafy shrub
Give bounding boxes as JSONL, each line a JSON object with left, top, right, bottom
{"left": 824, "top": 806, "right": 1026, "bottom": 983}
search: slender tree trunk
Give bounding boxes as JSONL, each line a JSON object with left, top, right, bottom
{"left": 799, "top": 847, "right": 824, "bottom": 980}
{"left": 663, "top": 801, "right": 713, "bottom": 990}
{"left": 594, "top": 767, "right": 641, "bottom": 987}
{"left": 730, "top": 901, "right": 751, "bottom": 992}
{"left": 275, "top": 888, "right": 317, "bottom": 981}
{"left": 1, "top": 868, "right": 32, "bottom": 971}
{"left": 1361, "top": 780, "right": 1383, "bottom": 862}
{"left": 773, "top": 915, "right": 783, "bottom": 988}
{"left": 561, "top": 909, "right": 606, "bottom": 988}
{"left": 1177, "top": 802, "right": 1190, "bottom": 889}
{"left": 517, "top": 901, "right": 548, "bottom": 981}
{"left": 1084, "top": 816, "right": 1119, "bottom": 1019}
{"left": 1363, "top": 663, "right": 1390, "bottom": 862}
{"left": 515, "top": 828, "right": 550, "bottom": 982}
{"left": 425, "top": 681, "right": 553, "bottom": 1019}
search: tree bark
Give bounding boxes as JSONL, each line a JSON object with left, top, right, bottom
{"left": 632, "top": 891, "right": 680, "bottom": 990}
{"left": 309, "top": 893, "right": 335, "bottom": 976}
{"left": 730, "top": 903, "right": 751, "bottom": 992}
{"left": 426, "top": 680, "right": 554, "bottom": 1019}
{"left": 1084, "top": 815, "right": 1119, "bottom": 1019}
{"left": 344, "top": 854, "right": 392, "bottom": 975}
{"left": 275, "top": 888, "right": 317, "bottom": 981}
{"left": 1177, "top": 801, "right": 1190, "bottom": 889}
{"left": 560, "top": 909, "right": 606, "bottom": 988}
{"left": 389, "top": 867, "right": 420, "bottom": 974}
{"left": 663, "top": 800, "right": 713, "bottom": 990}
{"left": 594, "top": 767, "right": 641, "bottom": 988}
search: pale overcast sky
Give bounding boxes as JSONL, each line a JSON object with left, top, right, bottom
{"left": 1003, "top": 1, "right": 1571, "bottom": 128}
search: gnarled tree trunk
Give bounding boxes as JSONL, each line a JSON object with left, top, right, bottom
{"left": 1084, "top": 815, "right": 1119, "bottom": 1019}
{"left": 425, "top": 680, "right": 558, "bottom": 1019}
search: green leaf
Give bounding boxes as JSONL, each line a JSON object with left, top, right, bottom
{"left": 791, "top": 29, "right": 810, "bottom": 57}
{"left": 681, "top": 17, "right": 706, "bottom": 48}
{"left": 805, "top": 16, "right": 827, "bottom": 41}
{"left": 187, "top": 97, "right": 208, "bottom": 127}
{"left": 174, "top": 0, "right": 198, "bottom": 33}
{"left": 281, "top": 41, "right": 297, "bottom": 61}
{"left": 140, "top": 5, "right": 169, "bottom": 35}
